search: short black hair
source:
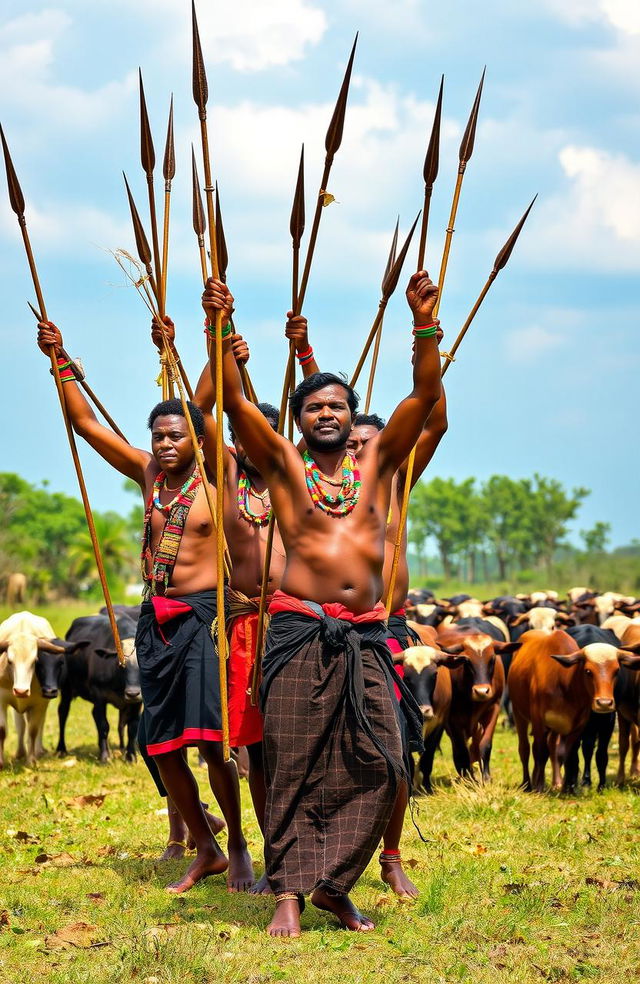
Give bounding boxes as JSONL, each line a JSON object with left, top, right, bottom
{"left": 229, "top": 402, "right": 279, "bottom": 442}
{"left": 353, "top": 412, "right": 385, "bottom": 431}
{"left": 289, "top": 372, "right": 359, "bottom": 421}
{"left": 147, "top": 399, "right": 205, "bottom": 438}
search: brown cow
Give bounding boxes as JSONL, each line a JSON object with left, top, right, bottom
{"left": 508, "top": 628, "right": 640, "bottom": 792}
{"left": 437, "top": 622, "right": 520, "bottom": 779}
{"left": 602, "top": 618, "right": 640, "bottom": 784}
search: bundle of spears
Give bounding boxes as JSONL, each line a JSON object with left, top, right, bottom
{"left": 1, "top": 1, "right": 535, "bottom": 759}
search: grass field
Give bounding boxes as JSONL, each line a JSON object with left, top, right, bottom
{"left": 1, "top": 682, "right": 640, "bottom": 984}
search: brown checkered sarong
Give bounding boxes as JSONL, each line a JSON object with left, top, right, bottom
{"left": 260, "top": 596, "right": 421, "bottom": 896}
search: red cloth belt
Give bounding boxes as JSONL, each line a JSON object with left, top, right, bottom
{"left": 391, "top": 607, "right": 406, "bottom": 617}
{"left": 151, "top": 596, "right": 193, "bottom": 624}
{"left": 268, "top": 588, "right": 386, "bottom": 624}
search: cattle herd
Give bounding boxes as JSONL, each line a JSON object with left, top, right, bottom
{"left": 2, "top": 589, "right": 640, "bottom": 801}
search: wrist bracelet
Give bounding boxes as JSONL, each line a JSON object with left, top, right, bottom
{"left": 412, "top": 325, "right": 438, "bottom": 338}
{"left": 297, "top": 346, "right": 314, "bottom": 365}
{"left": 204, "top": 320, "right": 233, "bottom": 339}
{"left": 54, "top": 356, "right": 76, "bottom": 383}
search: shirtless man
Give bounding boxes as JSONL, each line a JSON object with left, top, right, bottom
{"left": 202, "top": 270, "right": 441, "bottom": 938}
{"left": 288, "top": 316, "right": 448, "bottom": 899}
{"left": 36, "top": 320, "right": 254, "bottom": 895}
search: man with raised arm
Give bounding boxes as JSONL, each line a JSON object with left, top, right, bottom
{"left": 203, "top": 271, "right": 441, "bottom": 938}
{"left": 35, "top": 319, "right": 254, "bottom": 895}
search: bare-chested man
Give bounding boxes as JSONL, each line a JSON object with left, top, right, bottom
{"left": 36, "top": 321, "right": 254, "bottom": 895}
{"left": 202, "top": 270, "right": 441, "bottom": 938}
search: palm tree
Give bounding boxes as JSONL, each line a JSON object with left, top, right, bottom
{"left": 68, "top": 512, "right": 134, "bottom": 595}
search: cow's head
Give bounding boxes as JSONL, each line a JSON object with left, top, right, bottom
{"left": 0, "top": 633, "right": 73, "bottom": 698}
{"left": 442, "top": 634, "right": 521, "bottom": 702}
{"left": 94, "top": 637, "right": 141, "bottom": 702}
{"left": 397, "top": 646, "right": 464, "bottom": 719}
{"left": 550, "top": 642, "right": 640, "bottom": 712}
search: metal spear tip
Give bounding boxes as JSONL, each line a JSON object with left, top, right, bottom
{"left": 290, "top": 144, "right": 306, "bottom": 246}
{"left": 382, "top": 211, "right": 421, "bottom": 298}
{"left": 191, "top": 145, "right": 206, "bottom": 236}
{"left": 423, "top": 75, "right": 444, "bottom": 187}
{"left": 138, "top": 68, "right": 156, "bottom": 176}
{"left": 215, "top": 182, "right": 229, "bottom": 281}
{"left": 324, "top": 32, "right": 358, "bottom": 158}
{"left": 191, "top": 0, "right": 209, "bottom": 115}
{"left": 459, "top": 67, "right": 485, "bottom": 165}
{"left": 0, "top": 123, "right": 26, "bottom": 218}
{"left": 493, "top": 194, "right": 537, "bottom": 272}
{"left": 381, "top": 216, "right": 399, "bottom": 293}
{"left": 27, "top": 300, "right": 43, "bottom": 322}
{"left": 123, "top": 171, "right": 153, "bottom": 266}
{"left": 163, "top": 94, "right": 175, "bottom": 182}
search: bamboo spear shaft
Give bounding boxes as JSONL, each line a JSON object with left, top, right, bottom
{"left": 192, "top": 0, "right": 230, "bottom": 762}
{"left": 123, "top": 174, "right": 193, "bottom": 400}
{"left": 350, "top": 213, "right": 420, "bottom": 390}
{"left": 161, "top": 95, "right": 175, "bottom": 316}
{"left": 363, "top": 217, "right": 398, "bottom": 413}
{"left": 417, "top": 75, "right": 444, "bottom": 270}
{"left": 0, "top": 125, "right": 125, "bottom": 666}
{"left": 433, "top": 68, "right": 484, "bottom": 319}
{"left": 215, "top": 183, "right": 258, "bottom": 404}
{"left": 139, "top": 70, "right": 163, "bottom": 312}
{"left": 26, "top": 301, "right": 129, "bottom": 442}
{"left": 249, "top": 144, "right": 307, "bottom": 702}
{"left": 384, "top": 196, "right": 536, "bottom": 612}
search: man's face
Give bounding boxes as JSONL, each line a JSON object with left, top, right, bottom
{"left": 297, "top": 384, "right": 354, "bottom": 452}
{"left": 234, "top": 418, "right": 277, "bottom": 477}
{"left": 346, "top": 424, "right": 381, "bottom": 459}
{"left": 151, "top": 414, "right": 199, "bottom": 472}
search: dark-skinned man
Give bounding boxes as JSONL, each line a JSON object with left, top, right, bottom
{"left": 36, "top": 321, "right": 254, "bottom": 896}
{"left": 202, "top": 270, "right": 440, "bottom": 938}
{"left": 288, "top": 318, "right": 448, "bottom": 900}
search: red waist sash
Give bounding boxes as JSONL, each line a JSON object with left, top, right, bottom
{"left": 268, "top": 589, "right": 386, "bottom": 624}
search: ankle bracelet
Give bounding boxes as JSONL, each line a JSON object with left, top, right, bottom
{"left": 379, "top": 850, "right": 402, "bottom": 863}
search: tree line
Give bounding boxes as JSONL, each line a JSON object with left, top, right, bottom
{"left": 408, "top": 473, "right": 613, "bottom": 582}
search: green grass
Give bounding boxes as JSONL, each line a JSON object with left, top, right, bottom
{"left": 1, "top": 701, "right": 640, "bottom": 983}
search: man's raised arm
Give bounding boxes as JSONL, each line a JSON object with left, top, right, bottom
{"left": 399, "top": 386, "right": 448, "bottom": 492}
{"left": 37, "top": 322, "right": 151, "bottom": 488}
{"left": 202, "top": 278, "right": 289, "bottom": 479}
{"left": 377, "top": 270, "right": 442, "bottom": 476}
{"left": 284, "top": 312, "right": 319, "bottom": 378}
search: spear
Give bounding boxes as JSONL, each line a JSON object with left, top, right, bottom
{"left": 250, "top": 144, "right": 307, "bottom": 701}
{"left": 350, "top": 212, "right": 420, "bottom": 390}
{"left": 385, "top": 195, "right": 536, "bottom": 612}
{"left": 215, "top": 183, "right": 258, "bottom": 405}
{"left": 139, "top": 69, "right": 163, "bottom": 312}
{"left": 0, "top": 124, "right": 125, "bottom": 666}
{"left": 296, "top": 33, "right": 358, "bottom": 315}
{"left": 285, "top": 143, "right": 306, "bottom": 439}
{"left": 192, "top": 0, "right": 230, "bottom": 761}
{"left": 27, "top": 301, "right": 128, "bottom": 442}
{"left": 161, "top": 94, "right": 175, "bottom": 314}
{"left": 191, "top": 145, "right": 209, "bottom": 286}
{"left": 363, "top": 216, "right": 398, "bottom": 413}
{"left": 433, "top": 68, "right": 485, "bottom": 318}
{"left": 417, "top": 75, "right": 444, "bottom": 270}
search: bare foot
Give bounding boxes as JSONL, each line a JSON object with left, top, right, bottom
{"left": 227, "top": 843, "right": 255, "bottom": 892}
{"left": 249, "top": 872, "right": 272, "bottom": 896}
{"left": 311, "top": 887, "right": 375, "bottom": 931}
{"left": 186, "top": 808, "right": 226, "bottom": 849}
{"left": 267, "top": 897, "right": 303, "bottom": 938}
{"left": 166, "top": 844, "right": 228, "bottom": 894}
{"left": 380, "top": 860, "right": 419, "bottom": 899}
{"left": 160, "top": 839, "right": 188, "bottom": 861}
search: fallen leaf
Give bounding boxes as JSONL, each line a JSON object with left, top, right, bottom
{"left": 13, "top": 830, "right": 38, "bottom": 843}
{"left": 45, "top": 922, "right": 103, "bottom": 949}
{"left": 375, "top": 894, "right": 392, "bottom": 907}
{"left": 87, "top": 893, "right": 105, "bottom": 904}
{"left": 504, "top": 883, "right": 525, "bottom": 895}
{"left": 62, "top": 758, "right": 77, "bottom": 768}
{"left": 144, "top": 923, "right": 181, "bottom": 943}
{"left": 473, "top": 844, "right": 488, "bottom": 855}
{"left": 405, "top": 858, "right": 419, "bottom": 869}
{"left": 319, "top": 191, "right": 336, "bottom": 207}
{"left": 0, "top": 911, "right": 9, "bottom": 929}
{"left": 96, "top": 846, "right": 116, "bottom": 857}
{"left": 35, "top": 852, "right": 77, "bottom": 868}
{"left": 66, "top": 794, "right": 106, "bottom": 808}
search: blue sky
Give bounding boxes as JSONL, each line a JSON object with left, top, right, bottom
{"left": 1, "top": 0, "right": 638, "bottom": 548}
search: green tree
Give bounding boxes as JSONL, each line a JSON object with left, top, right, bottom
{"left": 481, "top": 476, "right": 534, "bottom": 580}
{"left": 580, "top": 521, "right": 611, "bottom": 555}
{"left": 529, "top": 474, "right": 589, "bottom": 572}
{"left": 409, "top": 477, "right": 479, "bottom": 580}
{"left": 68, "top": 512, "right": 133, "bottom": 597}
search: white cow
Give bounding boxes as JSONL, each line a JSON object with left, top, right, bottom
{"left": 0, "top": 611, "right": 72, "bottom": 767}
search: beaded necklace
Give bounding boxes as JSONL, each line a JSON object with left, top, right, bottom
{"left": 237, "top": 469, "right": 272, "bottom": 526}
{"left": 152, "top": 469, "right": 201, "bottom": 515}
{"left": 141, "top": 468, "right": 202, "bottom": 598}
{"left": 303, "top": 449, "right": 361, "bottom": 517}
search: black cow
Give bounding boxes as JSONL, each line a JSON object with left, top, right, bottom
{"left": 99, "top": 604, "right": 141, "bottom": 623}
{"left": 59, "top": 614, "right": 141, "bottom": 762}
{"left": 568, "top": 624, "right": 620, "bottom": 789}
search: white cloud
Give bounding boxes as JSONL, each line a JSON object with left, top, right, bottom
{"left": 505, "top": 323, "right": 565, "bottom": 364}
{"left": 0, "top": 197, "right": 130, "bottom": 255}
{"left": 543, "top": 0, "right": 640, "bottom": 34}
{"left": 522, "top": 144, "right": 640, "bottom": 272}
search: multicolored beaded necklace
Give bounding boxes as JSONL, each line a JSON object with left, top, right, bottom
{"left": 141, "top": 468, "right": 202, "bottom": 598}
{"left": 237, "top": 469, "right": 272, "bottom": 527}
{"left": 302, "top": 449, "right": 361, "bottom": 517}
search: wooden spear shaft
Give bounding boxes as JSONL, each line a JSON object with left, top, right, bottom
{"left": 17, "top": 228, "right": 125, "bottom": 664}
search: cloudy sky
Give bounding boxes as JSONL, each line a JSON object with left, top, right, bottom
{"left": 1, "top": 0, "right": 638, "bottom": 548}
